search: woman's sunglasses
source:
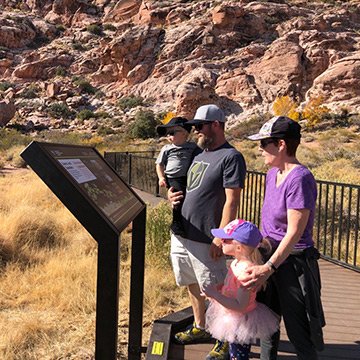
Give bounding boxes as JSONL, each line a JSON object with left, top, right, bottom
{"left": 194, "top": 122, "right": 212, "bottom": 131}
{"left": 260, "top": 138, "right": 278, "bottom": 149}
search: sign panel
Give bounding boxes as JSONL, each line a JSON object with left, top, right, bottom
{"left": 21, "top": 142, "right": 145, "bottom": 235}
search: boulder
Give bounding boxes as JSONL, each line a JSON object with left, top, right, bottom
{"left": 12, "top": 54, "right": 73, "bottom": 80}
{"left": 306, "top": 52, "right": 360, "bottom": 109}
{"left": 246, "top": 37, "right": 306, "bottom": 103}
{"left": 212, "top": 4, "right": 245, "bottom": 30}
{"left": 46, "top": 82, "right": 61, "bottom": 98}
{"left": 103, "top": 0, "right": 141, "bottom": 23}
{"left": 175, "top": 67, "right": 219, "bottom": 118}
{"left": 92, "top": 25, "right": 162, "bottom": 85}
{"left": 0, "top": 16, "right": 37, "bottom": 49}
{"left": 0, "top": 99, "right": 16, "bottom": 127}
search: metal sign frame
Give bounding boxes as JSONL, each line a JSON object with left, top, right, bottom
{"left": 20, "top": 141, "right": 146, "bottom": 360}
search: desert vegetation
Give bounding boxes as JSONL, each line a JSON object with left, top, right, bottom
{"left": 0, "top": 171, "right": 187, "bottom": 359}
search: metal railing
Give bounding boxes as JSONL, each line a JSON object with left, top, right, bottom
{"left": 104, "top": 151, "right": 360, "bottom": 272}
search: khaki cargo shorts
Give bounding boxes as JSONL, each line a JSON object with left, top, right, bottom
{"left": 170, "top": 233, "right": 227, "bottom": 288}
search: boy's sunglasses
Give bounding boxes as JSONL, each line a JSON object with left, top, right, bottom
{"left": 167, "top": 129, "right": 183, "bottom": 136}
{"left": 194, "top": 122, "right": 213, "bottom": 131}
{"left": 260, "top": 138, "right": 278, "bottom": 149}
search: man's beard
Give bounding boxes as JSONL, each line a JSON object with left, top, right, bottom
{"left": 197, "top": 134, "right": 213, "bottom": 150}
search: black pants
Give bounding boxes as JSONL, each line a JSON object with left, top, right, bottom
{"left": 257, "top": 249, "right": 323, "bottom": 360}
{"left": 167, "top": 176, "right": 187, "bottom": 235}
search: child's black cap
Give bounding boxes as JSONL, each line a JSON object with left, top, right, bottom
{"left": 156, "top": 117, "right": 191, "bottom": 137}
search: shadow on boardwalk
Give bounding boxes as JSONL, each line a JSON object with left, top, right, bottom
{"left": 168, "top": 260, "right": 360, "bottom": 360}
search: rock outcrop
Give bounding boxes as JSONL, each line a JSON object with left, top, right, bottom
{"left": 0, "top": 0, "right": 360, "bottom": 131}
{"left": 0, "top": 98, "right": 16, "bottom": 127}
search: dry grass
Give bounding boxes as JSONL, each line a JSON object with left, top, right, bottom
{"left": 0, "top": 171, "right": 186, "bottom": 359}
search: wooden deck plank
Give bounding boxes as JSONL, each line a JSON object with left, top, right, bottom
{"left": 168, "top": 259, "right": 360, "bottom": 360}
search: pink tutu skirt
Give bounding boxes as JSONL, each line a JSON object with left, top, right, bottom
{"left": 206, "top": 301, "right": 279, "bottom": 344}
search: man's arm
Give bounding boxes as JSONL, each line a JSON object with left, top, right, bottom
{"left": 210, "top": 187, "right": 241, "bottom": 259}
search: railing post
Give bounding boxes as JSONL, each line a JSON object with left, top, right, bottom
{"left": 128, "top": 154, "right": 132, "bottom": 186}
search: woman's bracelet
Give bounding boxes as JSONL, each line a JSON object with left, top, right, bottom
{"left": 266, "top": 260, "right": 278, "bottom": 272}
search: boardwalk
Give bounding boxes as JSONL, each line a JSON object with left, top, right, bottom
{"left": 168, "top": 259, "right": 360, "bottom": 359}
{"left": 136, "top": 188, "right": 360, "bottom": 360}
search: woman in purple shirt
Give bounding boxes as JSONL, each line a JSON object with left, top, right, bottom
{"left": 243, "top": 116, "right": 325, "bottom": 360}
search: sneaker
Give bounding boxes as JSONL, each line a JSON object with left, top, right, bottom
{"left": 173, "top": 322, "right": 212, "bottom": 345}
{"left": 206, "top": 340, "right": 229, "bottom": 360}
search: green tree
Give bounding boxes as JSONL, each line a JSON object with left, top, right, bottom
{"left": 129, "top": 110, "right": 158, "bottom": 139}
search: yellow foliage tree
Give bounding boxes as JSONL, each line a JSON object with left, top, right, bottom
{"left": 161, "top": 111, "right": 176, "bottom": 124}
{"left": 272, "top": 96, "right": 300, "bottom": 121}
{"left": 301, "top": 96, "right": 330, "bottom": 127}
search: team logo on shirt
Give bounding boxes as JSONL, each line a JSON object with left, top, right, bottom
{"left": 187, "top": 161, "right": 209, "bottom": 192}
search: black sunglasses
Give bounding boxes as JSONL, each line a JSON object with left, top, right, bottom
{"left": 260, "top": 138, "right": 278, "bottom": 149}
{"left": 167, "top": 129, "right": 184, "bottom": 136}
{"left": 194, "top": 122, "right": 213, "bottom": 131}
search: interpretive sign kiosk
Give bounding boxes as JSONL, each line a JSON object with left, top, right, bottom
{"left": 20, "top": 141, "right": 146, "bottom": 360}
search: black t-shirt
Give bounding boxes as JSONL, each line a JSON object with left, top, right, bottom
{"left": 182, "top": 142, "right": 246, "bottom": 244}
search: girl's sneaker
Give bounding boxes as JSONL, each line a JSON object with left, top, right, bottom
{"left": 206, "top": 340, "right": 229, "bottom": 360}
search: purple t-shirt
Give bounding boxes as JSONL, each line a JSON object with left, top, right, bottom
{"left": 261, "top": 165, "right": 317, "bottom": 249}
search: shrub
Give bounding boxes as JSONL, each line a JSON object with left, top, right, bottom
{"left": 56, "top": 24, "right": 66, "bottom": 31}
{"left": 86, "top": 24, "right": 103, "bottom": 36}
{"left": 0, "top": 129, "right": 30, "bottom": 151}
{"left": 55, "top": 66, "right": 67, "bottom": 77}
{"left": 95, "top": 111, "right": 109, "bottom": 118}
{"left": 117, "top": 95, "right": 144, "bottom": 111}
{"left": 73, "top": 78, "right": 97, "bottom": 94}
{"left": 0, "top": 82, "right": 14, "bottom": 92}
{"left": 97, "top": 126, "right": 115, "bottom": 136}
{"left": 34, "top": 130, "right": 85, "bottom": 145}
{"left": 21, "top": 84, "right": 40, "bottom": 99}
{"left": 5, "top": 145, "right": 27, "bottom": 168}
{"left": 272, "top": 96, "right": 300, "bottom": 121}
{"left": 146, "top": 201, "right": 172, "bottom": 267}
{"left": 157, "top": 111, "right": 175, "bottom": 124}
{"left": 95, "top": 90, "right": 105, "bottom": 99}
{"left": 229, "top": 113, "right": 271, "bottom": 140}
{"left": 128, "top": 110, "right": 158, "bottom": 139}
{"left": 103, "top": 23, "right": 117, "bottom": 31}
{"left": 48, "top": 103, "right": 75, "bottom": 119}
{"left": 71, "top": 41, "right": 85, "bottom": 51}
{"left": 302, "top": 96, "right": 330, "bottom": 127}
{"left": 77, "top": 109, "right": 96, "bottom": 121}
{"left": 55, "top": 24, "right": 66, "bottom": 36}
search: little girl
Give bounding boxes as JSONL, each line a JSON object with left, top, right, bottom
{"left": 202, "top": 219, "right": 279, "bottom": 360}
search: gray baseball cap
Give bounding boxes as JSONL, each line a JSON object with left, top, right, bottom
{"left": 187, "top": 104, "right": 226, "bottom": 125}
